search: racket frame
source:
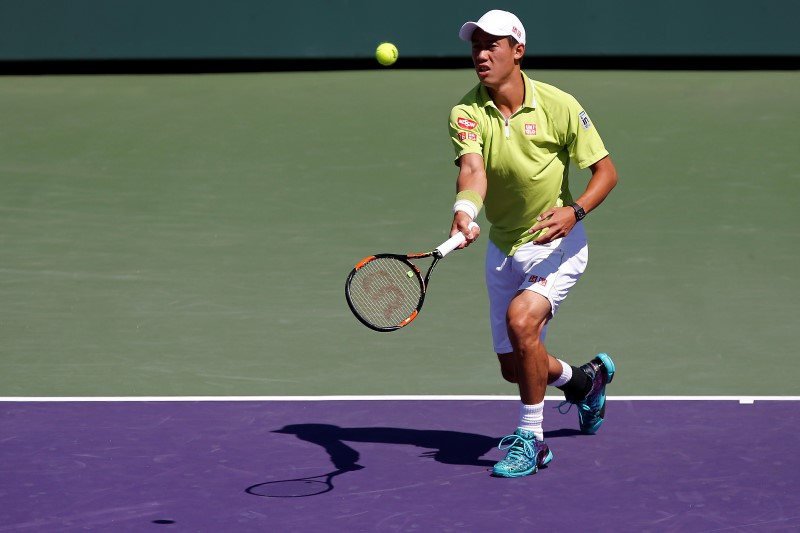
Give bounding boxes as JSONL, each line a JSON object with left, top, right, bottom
{"left": 345, "top": 222, "right": 477, "bottom": 332}
{"left": 345, "top": 250, "right": 443, "bottom": 332}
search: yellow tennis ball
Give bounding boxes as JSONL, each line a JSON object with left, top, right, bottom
{"left": 375, "top": 42, "right": 398, "bottom": 66}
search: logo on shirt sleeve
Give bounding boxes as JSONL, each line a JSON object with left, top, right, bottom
{"left": 578, "top": 111, "right": 592, "bottom": 130}
{"left": 458, "top": 131, "right": 478, "bottom": 141}
{"left": 457, "top": 117, "right": 477, "bottom": 130}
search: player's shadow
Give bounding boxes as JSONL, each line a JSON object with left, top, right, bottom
{"left": 268, "top": 423, "right": 583, "bottom": 471}
{"left": 272, "top": 423, "right": 498, "bottom": 470}
{"left": 247, "top": 423, "right": 583, "bottom": 497}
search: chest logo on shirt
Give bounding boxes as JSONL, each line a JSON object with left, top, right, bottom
{"left": 525, "top": 123, "right": 537, "bottom": 136}
{"left": 578, "top": 111, "right": 592, "bottom": 130}
{"left": 457, "top": 117, "right": 477, "bottom": 130}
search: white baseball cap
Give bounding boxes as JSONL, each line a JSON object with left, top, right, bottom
{"left": 459, "top": 10, "right": 526, "bottom": 45}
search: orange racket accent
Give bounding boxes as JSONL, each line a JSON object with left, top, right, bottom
{"left": 398, "top": 310, "right": 418, "bottom": 327}
{"left": 354, "top": 255, "right": 376, "bottom": 270}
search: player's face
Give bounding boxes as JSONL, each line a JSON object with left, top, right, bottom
{"left": 470, "top": 29, "right": 524, "bottom": 88}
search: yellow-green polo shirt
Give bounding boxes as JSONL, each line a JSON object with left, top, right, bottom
{"left": 449, "top": 71, "right": 609, "bottom": 255}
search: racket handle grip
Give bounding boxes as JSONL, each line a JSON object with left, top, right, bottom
{"left": 435, "top": 222, "right": 479, "bottom": 258}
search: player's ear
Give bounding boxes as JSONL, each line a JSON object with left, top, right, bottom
{"left": 514, "top": 43, "right": 525, "bottom": 61}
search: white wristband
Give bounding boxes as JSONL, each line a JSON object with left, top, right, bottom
{"left": 453, "top": 199, "right": 478, "bottom": 220}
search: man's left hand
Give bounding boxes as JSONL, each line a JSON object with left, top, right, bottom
{"left": 529, "top": 207, "right": 577, "bottom": 245}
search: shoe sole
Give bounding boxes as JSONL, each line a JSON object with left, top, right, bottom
{"left": 491, "top": 450, "right": 554, "bottom": 478}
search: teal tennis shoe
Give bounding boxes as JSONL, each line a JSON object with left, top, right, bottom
{"left": 491, "top": 428, "right": 553, "bottom": 478}
{"left": 558, "top": 352, "right": 616, "bottom": 434}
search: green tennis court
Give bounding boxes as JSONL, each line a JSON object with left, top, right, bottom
{"left": 1, "top": 69, "right": 798, "bottom": 398}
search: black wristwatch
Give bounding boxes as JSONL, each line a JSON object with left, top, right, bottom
{"left": 570, "top": 203, "right": 586, "bottom": 221}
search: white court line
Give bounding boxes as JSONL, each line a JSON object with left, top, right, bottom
{"left": 1, "top": 395, "right": 798, "bottom": 403}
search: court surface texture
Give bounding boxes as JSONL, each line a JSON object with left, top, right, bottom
{"left": 1, "top": 69, "right": 798, "bottom": 531}
{"left": 3, "top": 398, "right": 799, "bottom": 531}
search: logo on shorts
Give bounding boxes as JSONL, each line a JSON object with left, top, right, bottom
{"left": 524, "top": 123, "right": 537, "bottom": 136}
{"left": 578, "top": 111, "right": 592, "bottom": 130}
{"left": 458, "top": 131, "right": 478, "bottom": 141}
{"left": 457, "top": 117, "right": 477, "bottom": 130}
{"left": 528, "top": 275, "right": 548, "bottom": 286}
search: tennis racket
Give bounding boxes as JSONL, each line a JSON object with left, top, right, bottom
{"left": 345, "top": 222, "right": 479, "bottom": 332}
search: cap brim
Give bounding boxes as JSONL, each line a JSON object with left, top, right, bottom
{"left": 458, "top": 21, "right": 479, "bottom": 41}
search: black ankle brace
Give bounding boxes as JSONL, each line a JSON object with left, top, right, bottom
{"left": 557, "top": 365, "right": 592, "bottom": 403}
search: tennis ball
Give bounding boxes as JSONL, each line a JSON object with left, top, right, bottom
{"left": 375, "top": 42, "right": 398, "bottom": 66}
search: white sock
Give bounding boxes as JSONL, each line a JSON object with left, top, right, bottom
{"left": 518, "top": 401, "right": 544, "bottom": 441}
{"left": 549, "top": 358, "right": 573, "bottom": 387}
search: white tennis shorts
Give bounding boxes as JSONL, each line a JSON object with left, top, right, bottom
{"left": 485, "top": 221, "right": 589, "bottom": 354}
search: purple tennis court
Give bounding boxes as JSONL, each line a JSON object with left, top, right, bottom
{"left": 1, "top": 398, "right": 798, "bottom": 531}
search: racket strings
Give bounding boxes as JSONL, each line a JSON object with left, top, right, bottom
{"left": 348, "top": 257, "right": 423, "bottom": 328}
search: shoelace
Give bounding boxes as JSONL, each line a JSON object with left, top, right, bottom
{"left": 498, "top": 434, "right": 536, "bottom": 459}
{"left": 555, "top": 401, "right": 573, "bottom": 415}
{"left": 556, "top": 399, "right": 599, "bottom": 420}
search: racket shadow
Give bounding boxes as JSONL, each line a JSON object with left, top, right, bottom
{"left": 245, "top": 466, "right": 362, "bottom": 498}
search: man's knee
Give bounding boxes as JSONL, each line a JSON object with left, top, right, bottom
{"left": 506, "top": 292, "right": 550, "bottom": 343}
{"left": 506, "top": 312, "right": 547, "bottom": 347}
{"left": 506, "top": 315, "right": 534, "bottom": 341}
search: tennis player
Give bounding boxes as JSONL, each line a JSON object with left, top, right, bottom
{"left": 449, "top": 10, "right": 619, "bottom": 477}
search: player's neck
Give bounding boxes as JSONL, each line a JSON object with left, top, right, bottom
{"left": 487, "top": 71, "right": 525, "bottom": 118}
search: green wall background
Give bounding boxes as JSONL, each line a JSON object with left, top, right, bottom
{"left": 1, "top": 0, "right": 798, "bottom": 61}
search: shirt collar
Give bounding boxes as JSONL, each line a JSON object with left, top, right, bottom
{"left": 478, "top": 70, "right": 537, "bottom": 111}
